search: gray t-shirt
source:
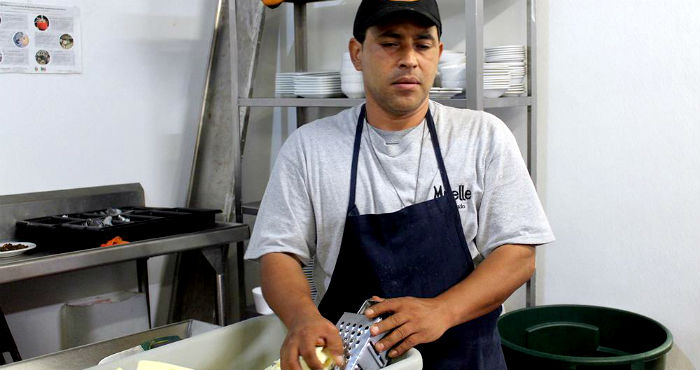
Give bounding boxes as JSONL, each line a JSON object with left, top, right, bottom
{"left": 244, "top": 101, "right": 555, "bottom": 302}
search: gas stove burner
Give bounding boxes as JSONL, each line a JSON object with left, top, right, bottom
{"left": 16, "top": 206, "right": 221, "bottom": 252}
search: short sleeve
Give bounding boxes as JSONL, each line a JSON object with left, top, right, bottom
{"left": 243, "top": 130, "right": 317, "bottom": 266}
{"left": 475, "top": 114, "right": 555, "bottom": 256}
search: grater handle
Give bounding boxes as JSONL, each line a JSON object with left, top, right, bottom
{"left": 357, "top": 299, "right": 382, "bottom": 315}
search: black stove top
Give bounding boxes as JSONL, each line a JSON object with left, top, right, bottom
{"left": 16, "top": 206, "right": 221, "bottom": 251}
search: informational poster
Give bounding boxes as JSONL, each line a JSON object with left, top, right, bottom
{"left": 0, "top": 2, "right": 81, "bottom": 73}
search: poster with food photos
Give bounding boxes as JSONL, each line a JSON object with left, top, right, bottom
{"left": 0, "top": 2, "right": 81, "bottom": 73}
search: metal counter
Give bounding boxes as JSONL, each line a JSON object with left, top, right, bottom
{"left": 0, "top": 222, "right": 248, "bottom": 285}
{"left": 0, "top": 184, "right": 251, "bottom": 365}
{"left": 0, "top": 320, "right": 220, "bottom": 370}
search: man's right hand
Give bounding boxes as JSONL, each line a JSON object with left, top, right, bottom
{"left": 260, "top": 253, "right": 345, "bottom": 370}
{"left": 281, "top": 312, "right": 345, "bottom": 370}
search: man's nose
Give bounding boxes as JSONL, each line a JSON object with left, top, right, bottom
{"left": 398, "top": 46, "right": 419, "bottom": 69}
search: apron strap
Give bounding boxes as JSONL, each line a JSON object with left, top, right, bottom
{"left": 347, "top": 105, "right": 366, "bottom": 214}
{"left": 425, "top": 107, "right": 473, "bottom": 263}
{"left": 424, "top": 108, "right": 457, "bottom": 200}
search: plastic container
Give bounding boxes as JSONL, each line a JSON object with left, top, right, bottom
{"left": 498, "top": 305, "right": 673, "bottom": 370}
{"left": 86, "top": 314, "right": 422, "bottom": 370}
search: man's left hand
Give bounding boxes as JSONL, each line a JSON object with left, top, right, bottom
{"left": 363, "top": 295, "right": 452, "bottom": 358}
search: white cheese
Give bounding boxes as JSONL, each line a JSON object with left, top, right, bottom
{"left": 264, "top": 347, "right": 334, "bottom": 370}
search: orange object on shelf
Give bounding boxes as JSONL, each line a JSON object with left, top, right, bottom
{"left": 100, "top": 236, "right": 129, "bottom": 247}
{"left": 262, "top": 0, "right": 284, "bottom": 9}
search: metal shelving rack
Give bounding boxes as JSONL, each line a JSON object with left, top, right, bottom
{"left": 229, "top": 0, "right": 538, "bottom": 310}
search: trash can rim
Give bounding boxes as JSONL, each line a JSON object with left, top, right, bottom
{"left": 498, "top": 304, "right": 673, "bottom": 365}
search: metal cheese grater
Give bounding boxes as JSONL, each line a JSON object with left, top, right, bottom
{"left": 334, "top": 300, "right": 390, "bottom": 370}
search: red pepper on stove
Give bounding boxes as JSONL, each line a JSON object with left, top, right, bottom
{"left": 100, "top": 236, "right": 129, "bottom": 247}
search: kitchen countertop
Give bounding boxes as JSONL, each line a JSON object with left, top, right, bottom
{"left": 0, "top": 319, "right": 220, "bottom": 370}
{"left": 0, "top": 222, "right": 249, "bottom": 284}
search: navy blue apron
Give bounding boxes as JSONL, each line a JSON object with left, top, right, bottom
{"left": 318, "top": 105, "right": 507, "bottom": 370}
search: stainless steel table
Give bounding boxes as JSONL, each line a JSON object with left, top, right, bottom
{"left": 0, "top": 184, "right": 250, "bottom": 364}
{"left": 0, "top": 319, "right": 220, "bottom": 370}
{"left": 0, "top": 222, "right": 249, "bottom": 324}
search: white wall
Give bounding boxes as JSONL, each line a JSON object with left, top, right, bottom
{"left": 0, "top": 0, "right": 215, "bottom": 358}
{"left": 538, "top": 1, "right": 700, "bottom": 368}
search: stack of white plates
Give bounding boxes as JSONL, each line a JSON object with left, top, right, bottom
{"left": 483, "top": 64, "right": 511, "bottom": 98}
{"left": 501, "top": 60, "right": 526, "bottom": 96}
{"left": 485, "top": 45, "right": 527, "bottom": 96}
{"left": 293, "top": 72, "right": 343, "bottom": 98}
{"left": 485, "top": 45, "right": 526, "bottom": 62}
{"left": 429, "top": 87, "right": 463, "bottom": 99}
{"left": 275, "top": 72, "right": 296, "bottom": 97}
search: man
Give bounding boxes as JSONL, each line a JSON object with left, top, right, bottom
{"left": 244, "top": 0, "right": 554, "bottom": 369}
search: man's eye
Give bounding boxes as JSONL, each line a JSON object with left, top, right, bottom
{"left": 381, "top": 43, "right": 398, "bottom": 47}
{"left": 417, "top": 44, "right": 432, "bottom": 50}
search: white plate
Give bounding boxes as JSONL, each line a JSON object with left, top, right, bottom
{"left": 289, "top": 71, "right": 339, "bottom": 76}
{"left": 485, "top": 50, "right": 525, "bottom": 55}
{"left": 486, "top": 45, "right": 525, "bottom": 49}
{"left": 430, "top": 88, "right": 463, "bottom": 92}
{"left": 294, "top": 75, "right": 340, "bottom": 79}
{"left": 295, "top": 87, "right": 342, "bottom": 91}
{"left": 294, "top": 81, "right": 341, "bottom": 85}
{"left": 295, "top": 83, "right": 341, "bottom": 87}
{"left": 294, "top": 86, "right": 342, "bottom": 90}
{"left": 486, "top": 57, "right": 525, "bottom": 62}
{"left": 295, "top": 76, "right": 340, "bottom": 80}
{"left": 294, "top": 80, "right": 341, "bottom": 84}
{"left": 485, "top": 50, "right": 525, "bottom": 54}
{"left": 485, "top": 54, "right": 525, "bottom": 58}
{"left": 297, "top": 92, "right": 344, "bottom": 98}
{"left": 295, "top": 85, "right": 341, "bottom": 88}
{"left": 0, "top": 241, "right": 36, "bottom": 257}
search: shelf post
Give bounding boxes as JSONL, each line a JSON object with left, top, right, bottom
{"left": 465, "top": 0, "right": 484, "bottom": 111}
{"left": 294, "top": 2, "right": 308, "bottom": 126}
{"left": 526, "top": 0, "right": 538, "bottom": 308}
{"left": 227, "top": 0, "right": 244, "bottom": 322}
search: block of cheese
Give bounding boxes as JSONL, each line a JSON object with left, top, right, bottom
{"left": 264, "top": 347, "right": 334, "bottom": 370}
{"left": 136, "top": 360, "right": 193, "bottom": 370}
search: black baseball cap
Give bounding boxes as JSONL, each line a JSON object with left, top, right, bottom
{"left": 353, "top": 0, "right": 442, "bottom": 41}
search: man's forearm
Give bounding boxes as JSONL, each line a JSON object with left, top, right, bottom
{"left": 261, "top": 253, "right": 346, "bottom": 369}
{"left": 435, "top": 244, "right": 536, "bottom": 328}
{"left": 261, "top": 253, "right": 321, "bottom": 327}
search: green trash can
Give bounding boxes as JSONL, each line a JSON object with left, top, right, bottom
{"left": 497, "top": 305, "right": 673, "bottom": 370}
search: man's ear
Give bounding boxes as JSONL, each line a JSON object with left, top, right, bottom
{"left": 349, "top": 38, "right": 363, "bottom": 71}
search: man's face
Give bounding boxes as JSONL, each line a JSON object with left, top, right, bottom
{"left": 350, "top": 16, "right": 443, "bottom": 117}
